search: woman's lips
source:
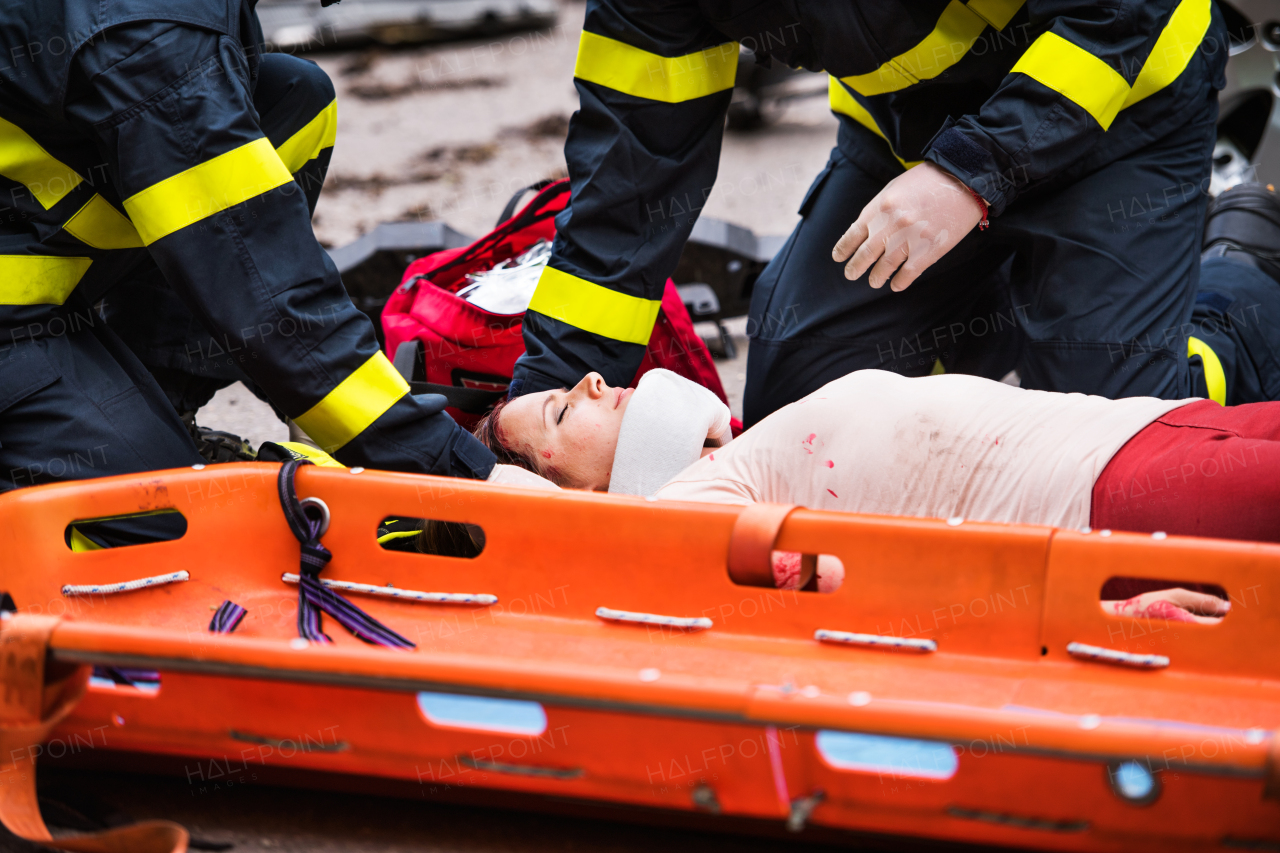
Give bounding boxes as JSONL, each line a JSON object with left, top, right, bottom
{"left": 614, "top": 387, "right": 632, "bottom": 409}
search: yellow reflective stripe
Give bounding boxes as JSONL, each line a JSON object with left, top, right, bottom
{"left": 966, "top": 0, "right": 1025, "bottom": 29}
{"left": 123, "top": 137, "right": 293, "bottom": 245}
{"left": 527, "top": 266, "right": 662, "bottom": 346}
{"left": 294, "top": 352, "right": 410, "bottom": 452}
{"left": 841, "top": 0, "right": 1024, "bottom": 96}
{"left": 1124, "top": 0, "right": 1211, "bottom": 109}
{"left": 377, "top": 529, "right": 420, "bottom": 545}
{"left": 276, "top": 99, "right": 337, "bottom": 174}
{"left": 0, "top": 116, "right": 82, "bottom": 209}
{"left": 574, "top": 31, "right": 738, "bottom": 103}
{"left": 1013, "top": 0, "right": 1211, "bottom": 130}
{"left": 68, "top": 527, "right": 104, "bottom": 552}
{"left": 0, "top": 255, "right": 92, "bottom": 305}
{"left": 842, "top": 1, "right": 987, "bottom": 95}
{"left": 930, "top": 358, "right": 946, "bottom": 375}
{"left": 1188, "top": 336, "right": 1226, "bottom": 405}
{"left": 277, "top": 441, "right": 346, "bottom": 467}
{"left": 827, "top": 77, "right": 923, "bottom": 169}
{"left": 63, "top": 194, "right": 143, "bottom": 250}
{"left": 1011, "top": 32, "right": 1131, "bottom": 130}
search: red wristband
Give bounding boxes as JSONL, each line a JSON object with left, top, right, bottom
{"left": 967, "top": 186, "right": 989, "bottom": 231}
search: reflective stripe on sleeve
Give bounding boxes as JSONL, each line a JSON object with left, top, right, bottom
{"left": 277, "top": 441, "right": 346, "bottom": 467}
{"left": 1013, "top": 0, "right": 1211, "bottom": 130}
{"left": 1188, "top": 336, "right": 1226, "bottom": 405}
{"left": 841, "top": 0, "right": 1024, "bottom": 96}
{"left": 275, "top": 99, "right": 338, "bottom": 174}
{"left": 965, "top": 0, "right": 1026, "bottom": 29}
{"left": 0, "top": 256, "right": 92, "bottom": 305}
{"left": 527, "top": 266, "right": 662, "bottom": 346}
{"left": 0, "top": 116, "right": 82, "bottom": 209}
{"left": 827, "top": 78, "right": 923, "bottom": 169}
{"left": 63, "top": 194, "right": 144, "bottom": 250}
{"left": 293, "top": 351, "right": 411, "bottom": 452}
{"left": 123, "top": 137, "right": 294, "bottom": 245}
{"left": 1123, "top": 0, "right": 1212, "bottom": 109}
{"left": 574, "top": 31, "right": 738, "bottom": 103}
{"left": 1010, "top": 32, "right": 1131, "bottom": 130}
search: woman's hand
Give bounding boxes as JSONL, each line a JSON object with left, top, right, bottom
{"left": 771, "top": 551, "right": 845, "bottom": 594}
{"left": 1102, "top": 588, "right": 1230, "bottom": 624}
{"left": 832, "top": 162, "right": 984, "bottom": 292}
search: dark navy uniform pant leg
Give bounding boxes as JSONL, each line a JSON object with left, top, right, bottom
{"left": 746, "top": 98, "right": 1217, "bottom": 426}
{"left": 0, "top": 324, "right": 203, "bottom": 493}
{"left": 995, "top": 97, "right": 1218, "bottom": 401}
{"left": 103, "top": 53, "right": 336, "bottom": 414}
{"left": 744, "top": 127, "right": 1019, "bottom": 427}
{"left": 254, "top": 53, "right": 336, "bottom": 215}
{"left": 1188, "top": 257, "right": 1280, "bottom": 404}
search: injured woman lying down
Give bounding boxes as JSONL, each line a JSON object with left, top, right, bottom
{"left": 451, "top": 368, "right": 1275, "bottom": 620}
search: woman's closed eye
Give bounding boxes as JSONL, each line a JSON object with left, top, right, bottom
{"left": 557, "top": 404, "right": 568, "bottom": 425}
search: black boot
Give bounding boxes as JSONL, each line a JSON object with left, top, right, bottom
{"left": 1202, "top": 182, "right": 1280, "bottom": 282}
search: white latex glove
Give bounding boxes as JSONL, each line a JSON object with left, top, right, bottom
{"left": 832, "top": 162, "right": 985, "bottom": 293}
{"left": 486, "top": 463, "right": 561, "bottom": 491}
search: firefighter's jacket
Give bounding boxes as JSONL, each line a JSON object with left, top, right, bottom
{"left": 0, "top": 2, "right": 496, "bottom": 479}
{"left": 512, "top": 0, "right": 1227, "bottom": 395}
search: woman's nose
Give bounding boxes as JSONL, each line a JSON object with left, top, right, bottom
{"left": 577, "top": 372, "right": 606, "bottom": 399}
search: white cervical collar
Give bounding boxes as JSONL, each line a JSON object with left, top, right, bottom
{"left": 607, "top": 369, "right": 731, "bottom": 498}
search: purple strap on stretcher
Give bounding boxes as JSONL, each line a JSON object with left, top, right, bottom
{"left": 209, "top": 600, "right": 246, "bottom": 633}
{"left": 277, "top": 460, "right": 415, "bottom": 649}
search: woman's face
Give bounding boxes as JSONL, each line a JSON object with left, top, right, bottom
{"left": 497, "top": 372, "right": 634, "bottom": 490}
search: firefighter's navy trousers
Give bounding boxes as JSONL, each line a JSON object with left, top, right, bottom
{"left": 745, "top": 91, "right": 1280, "bottom": 424}
{"left": 0, "top": 55, "right": 332, "bottom": 495}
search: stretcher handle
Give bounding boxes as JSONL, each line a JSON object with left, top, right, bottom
{"left": 727, "top": 503, "right": 814, "bottom": 588}
{"left": 0, "top": 615, "right": 188, "bottom": 852}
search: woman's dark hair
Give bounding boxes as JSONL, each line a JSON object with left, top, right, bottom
{"left": 472, "top": 396, "right": 552, "bottom": 478}
{"left": 416, "top": 395, "right": 553, "bottom": 557}
{"left": 417, "top": 516, "right": 484, "bottom": 558}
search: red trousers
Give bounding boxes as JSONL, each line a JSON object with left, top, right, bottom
{"left": 1091, "top": 399, "right": 1280, "bottom": 543}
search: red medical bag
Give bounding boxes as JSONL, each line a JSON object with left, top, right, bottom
{"left": 382, "top": 179, "right": 734, "bottom": 429}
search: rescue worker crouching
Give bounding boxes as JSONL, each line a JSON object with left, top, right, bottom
{"left": 0, "top": 3, "right": 504, "bottom": 509}
{"left": 508, "top": 0, "right": 1280, "bottom": 418}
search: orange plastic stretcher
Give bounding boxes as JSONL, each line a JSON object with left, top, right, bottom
{"left": 0, "top": 462, "right": 1277, "bottom": 852}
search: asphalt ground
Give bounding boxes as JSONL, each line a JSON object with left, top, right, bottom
{"left": 5, "top": 763, "right": 991, "bottom": 853}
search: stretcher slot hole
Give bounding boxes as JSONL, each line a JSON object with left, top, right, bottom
{"left": 64, "top": 510, "right": 186, "bottom": 551}
{"left": 731, "top": 552, "right": 844, "bottom": 593}
{"left": 1099, "top": 576, "right": 1229, "bottom": 623}
{"left": 815, "top": 731, "right": 957, "bottom": 780}
{"left": 88, "top": 666, "right": 160, "bottom": 695}
{"left": 417, "top": 692, "right": 546, "bottom": 735}
{"left": 378, "top": 517, "right": 485, "bottom": 558}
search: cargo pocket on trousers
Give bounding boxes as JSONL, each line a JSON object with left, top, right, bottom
{"left": 0, "top": 345, "right": 61, "bottom": 454}
{"left": 797, "top": 161, "right": 835, "bottom": 218}
{"left": 0, "top": 345, "right": 60, "bottom": 414}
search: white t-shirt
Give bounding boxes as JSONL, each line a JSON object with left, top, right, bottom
{"left": 656, "top": 371, "right": 1193, "bottom": 529}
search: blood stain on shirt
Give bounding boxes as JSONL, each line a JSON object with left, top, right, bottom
{"left": 709, "top": 453, "right": 715, "bottom": 461}
{"left": 801, "top": 433, "right": 817, "bottom": 454}
{"left": 827, "top": 489, "right": 838, "bottom": 498}
{"left": 825, "top": 460, "right": 834, "bottom": 468}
